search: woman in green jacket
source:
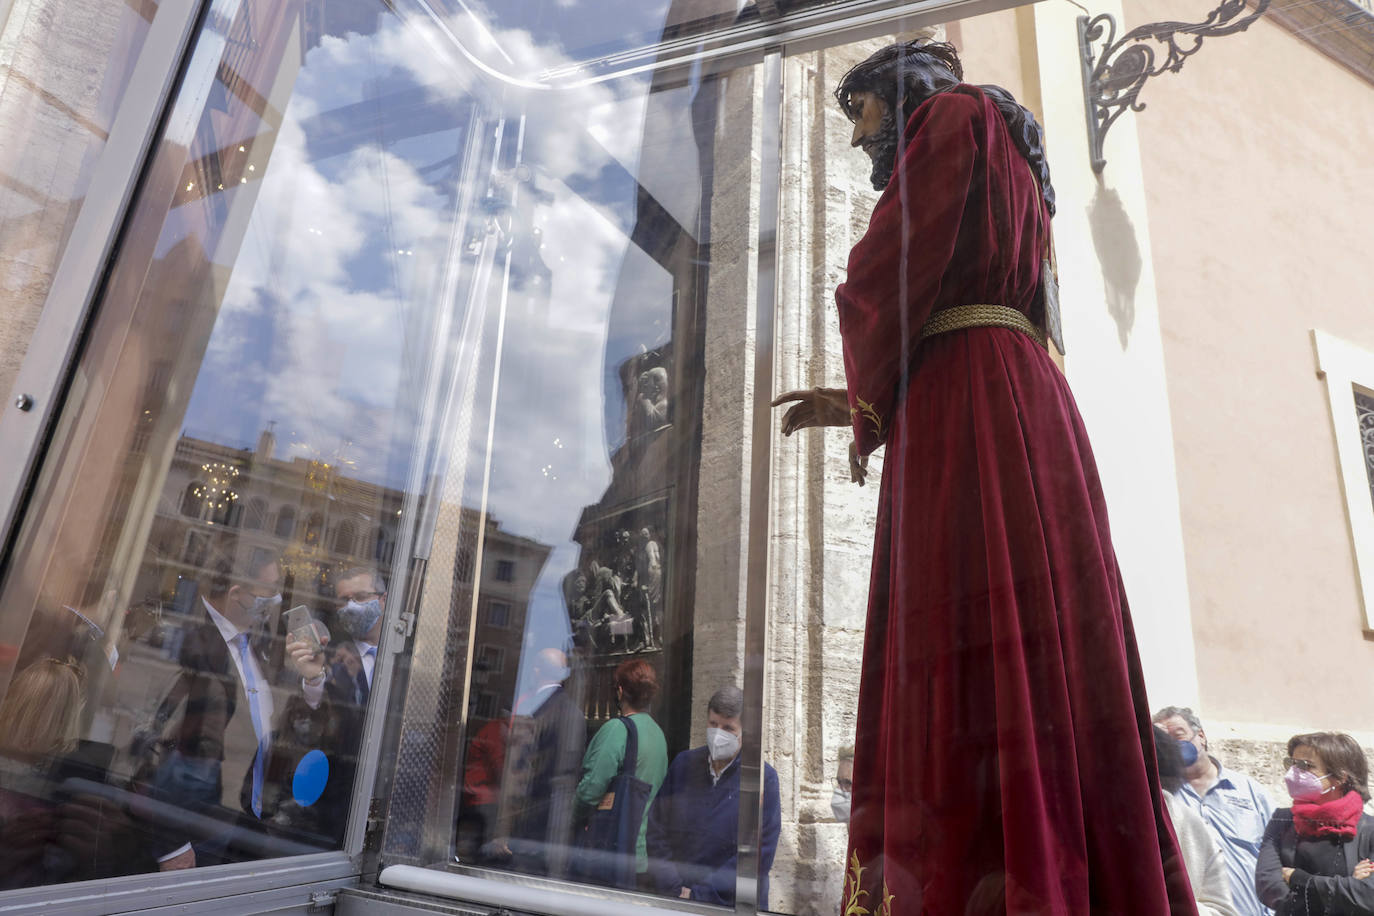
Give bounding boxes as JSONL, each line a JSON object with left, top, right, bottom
{"left": 574, "top": 658, "right": 669, "bottom": 882}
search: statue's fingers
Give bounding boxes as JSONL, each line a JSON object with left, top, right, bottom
{"left": 782, "top": 405, "right": 814, "bottom": 436}
{"left": 770, "top": 390, "right": 811, "bottom": 408}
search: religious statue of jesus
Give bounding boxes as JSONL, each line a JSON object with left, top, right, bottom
{"left": 773, "top": 40, "right": 1198, "bottom": 915}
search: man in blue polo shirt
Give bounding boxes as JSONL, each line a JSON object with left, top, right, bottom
{"left": 1155, "top": 705, "right": 1275, "bottom": 916}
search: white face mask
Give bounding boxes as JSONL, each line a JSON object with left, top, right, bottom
{"left": 706, "top": 726, "right": 741, "bottom": 763}
{"left": 830, "top": 787, "right": 852, "bottom": 823}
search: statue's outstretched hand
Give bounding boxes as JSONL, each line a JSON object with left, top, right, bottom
{"left": 771, "top": 387, "right": 850, "bottom": 436}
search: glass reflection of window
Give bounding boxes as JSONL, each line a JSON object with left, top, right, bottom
{"left": 244, "top": 497, "right": 268, "bottom": 530}
{"left": 374, "top": 526, "right": 395, "bottom": 564}
{"left": 304, "top": 511, "right": 325, "bottom": 546}
{"left": 275, "top": 505, "right": 297, "bottom": 538}
{"left": 478, "top": 645, "right": 505, "bottom": 675}
{"left": 183, "top": 531, "right": 210, "bottom": 567}
{"left": 180, "top": 481, "right": 204, "bottom": 518}
{"left": 333, "top": 520, "right": 357, "bottom": 555}
{"left": 475, "top": 692, "right": 497, "bottom": 719}
{"left": 486, "top": 600, "right": 511, "bottom": 628}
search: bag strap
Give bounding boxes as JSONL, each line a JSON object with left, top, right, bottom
{"left": 619, "top": 715, "right": 639, "bottom": 779}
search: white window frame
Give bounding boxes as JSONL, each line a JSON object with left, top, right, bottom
{"left": 1313, "top": 329, "right": 1374, "bottom": 630}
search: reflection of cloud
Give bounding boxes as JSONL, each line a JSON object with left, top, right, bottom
{"left": 484, "top": 182, "right": 621, "bottom": 541}
{"left": 180, "top": 8, "right": 692, "bottom": 676}
{"left": 184, "top": 26, "right": 457, "bottom": 486}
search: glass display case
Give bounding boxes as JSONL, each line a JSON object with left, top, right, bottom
{"left": 0, "top": 0, "right": 1371, "bottom": 913}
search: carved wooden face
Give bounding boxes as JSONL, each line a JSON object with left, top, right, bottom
{"left": 847, "top": 90, "right": 889, "bottom": 155}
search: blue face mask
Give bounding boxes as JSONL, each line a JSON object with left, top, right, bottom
{"left": 1178, "top": 738, "right": 1199, "bottom": 767}
{"left": 338, "top": 598, "right": 383, "bottom": 639}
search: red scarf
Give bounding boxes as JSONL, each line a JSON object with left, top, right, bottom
{"left": 1292, "top": 790, "right": 1364, "bottom": 839}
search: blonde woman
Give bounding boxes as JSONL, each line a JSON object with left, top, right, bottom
{"left": 0, "top": 656, "right": 85, "bottom": 762}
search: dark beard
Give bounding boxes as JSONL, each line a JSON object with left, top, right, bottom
{"left": 864, "top": 109, "right": 900, "bottom": 191}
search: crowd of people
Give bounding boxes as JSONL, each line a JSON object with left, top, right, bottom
{"left": 0, "top": 550, "right": 384, "bottom": 884}
{"left": 1149, "top": 707, "right": 1374, "bottom": 916}
{"left": 6, "top": 539, "right": 1374, "bottom": 914}
{"left": 822, "top": 707, "right": 1374, "bottom": 915}
{"left": 458, "top": 656, "right": 782, "bottom": 906}
{"left": 0, "top": 544, "right": 782, "bottom": 905}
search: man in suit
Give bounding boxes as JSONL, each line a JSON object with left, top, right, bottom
{"left": 278, "top": 566, "right": 387, "bottom": 845}
{"left": 291, "top": 567, "right": 386, "bottom": 708}
{"left": 493, "top": 647, "right": 586, "bottom": 878}
{"left": 134, "top": 547, "right": 322, "bottom": 865}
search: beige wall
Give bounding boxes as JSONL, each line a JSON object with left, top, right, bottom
{"left": 0, "top": 0, "right": 147, "bottom": 402}
{"left": 1132, "top": 1, "right": 1374, "bottom": 733}
{"left": 950, "top": 3, "right": 1038, "bottom": 110}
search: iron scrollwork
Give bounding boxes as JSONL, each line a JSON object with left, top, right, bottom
{"left": 1078, "top": 0, "right": 1270, "bottom": 172}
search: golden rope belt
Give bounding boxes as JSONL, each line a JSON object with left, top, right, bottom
{"left": 918, "top": 304, "right": 1047, "bottom": 349}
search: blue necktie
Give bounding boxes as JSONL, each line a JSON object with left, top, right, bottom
{"left": 235, "top": 632, "right": 269, "bottom": 818}
{"left": 356, "top": 645, "right": 375, "bottom": 705}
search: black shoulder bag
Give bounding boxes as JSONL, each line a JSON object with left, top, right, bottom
{"left": 570, "top": 716, "right": 653, "bottom": 889}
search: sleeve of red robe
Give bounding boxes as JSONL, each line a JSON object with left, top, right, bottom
{"left": 835, "top": 91, "right": 981, "bottom": 457}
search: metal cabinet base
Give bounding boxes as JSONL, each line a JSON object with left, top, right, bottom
{"left": 336, "top": 887, "right": 496, "bottom": 916}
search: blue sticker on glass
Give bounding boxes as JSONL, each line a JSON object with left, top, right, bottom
{"left": 292, "top": 749, "right": 329, "bottom": 806}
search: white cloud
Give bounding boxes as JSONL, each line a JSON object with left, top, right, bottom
{"left": 180, "top": 10, "right": 692, "bottom": 665}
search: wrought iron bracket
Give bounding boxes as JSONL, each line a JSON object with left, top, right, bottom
{"left": 1078, "top": 0, "right": 1270, "bottom": 172}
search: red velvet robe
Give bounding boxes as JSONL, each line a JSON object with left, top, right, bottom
{"left": 836, "top": 86, "right": 1197, "bottom": 914}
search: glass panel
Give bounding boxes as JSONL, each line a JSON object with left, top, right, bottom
{"left": 0, "top": 0, "right": 158, "bottom": 400}
{"left": 0, "top": 0, "right": 486, "bottom": 886}
{"left": 378, "top": 37, "right": 774, "bottom": 907}
{"left": 11, "top": 0, "right": 1368, "bottom": 910}
{"left": 413, "top": 0, "right": 887, "bottom": 78}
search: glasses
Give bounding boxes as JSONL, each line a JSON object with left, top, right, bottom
{"left": 335, "top": 591, "right": 380, "bottom": 607}
{"left": 1283, "top": 757, "right": 1322, "bottom": 772}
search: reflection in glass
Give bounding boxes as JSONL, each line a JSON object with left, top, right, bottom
{"left": 0, "top": 0, "right": 482, "bottom": 885}
{"left": 373, "top": 9, "right": 775, "bottom": 905}
{"left": 1, "top": 0, "right": 782, "bottom": 904}
{"left": 0, "top": 0, "right": 156, "bottom": 398}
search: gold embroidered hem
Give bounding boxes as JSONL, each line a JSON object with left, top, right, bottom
{"left": 843, "top": 851, "right": 894, "bottom": 916}
{"left": 919, "top": 303, "right": 1047, "bottom": 349}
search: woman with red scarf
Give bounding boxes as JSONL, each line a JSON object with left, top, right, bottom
{"left": 1256, "top": 732, "right": 1374, "bottom": 914}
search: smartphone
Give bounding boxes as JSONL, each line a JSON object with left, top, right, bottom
{"left": 285, "top": 605, "right": 323, "bottom": 654}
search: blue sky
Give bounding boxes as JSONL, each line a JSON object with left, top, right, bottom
{"left": 172, "top": 5, "right": 710, "bottom": 692}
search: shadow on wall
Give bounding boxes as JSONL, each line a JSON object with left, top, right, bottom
{"left": 1087, "top": 184, "right": 1142, "bottom": 349}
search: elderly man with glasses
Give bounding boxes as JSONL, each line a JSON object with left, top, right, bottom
{"left": 1155, "top": 705, "right": 1277, "bottom": 916}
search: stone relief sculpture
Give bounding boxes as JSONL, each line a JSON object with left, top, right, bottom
{"left": 629, "top": 367, "right": 670, "bottom": 440}
{"left": 564, "top": 522, "right": 664, "bottom": 655}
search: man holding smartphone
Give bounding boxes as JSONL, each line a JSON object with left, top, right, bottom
{"left": 289, "top": 567, "right": 386, "bottom": 708}
{"left": 272, "top": 567, "right": 388, "bottom": 846}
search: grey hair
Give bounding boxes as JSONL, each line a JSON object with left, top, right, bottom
{"left": 1152, "top": 705, "right": 1204, "bottom": 735}
{"left": 338, "top": 566, "right": 386, "bottom": 596}
{"left": 708, "top": 685, "right": 744, "bottom": 720}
